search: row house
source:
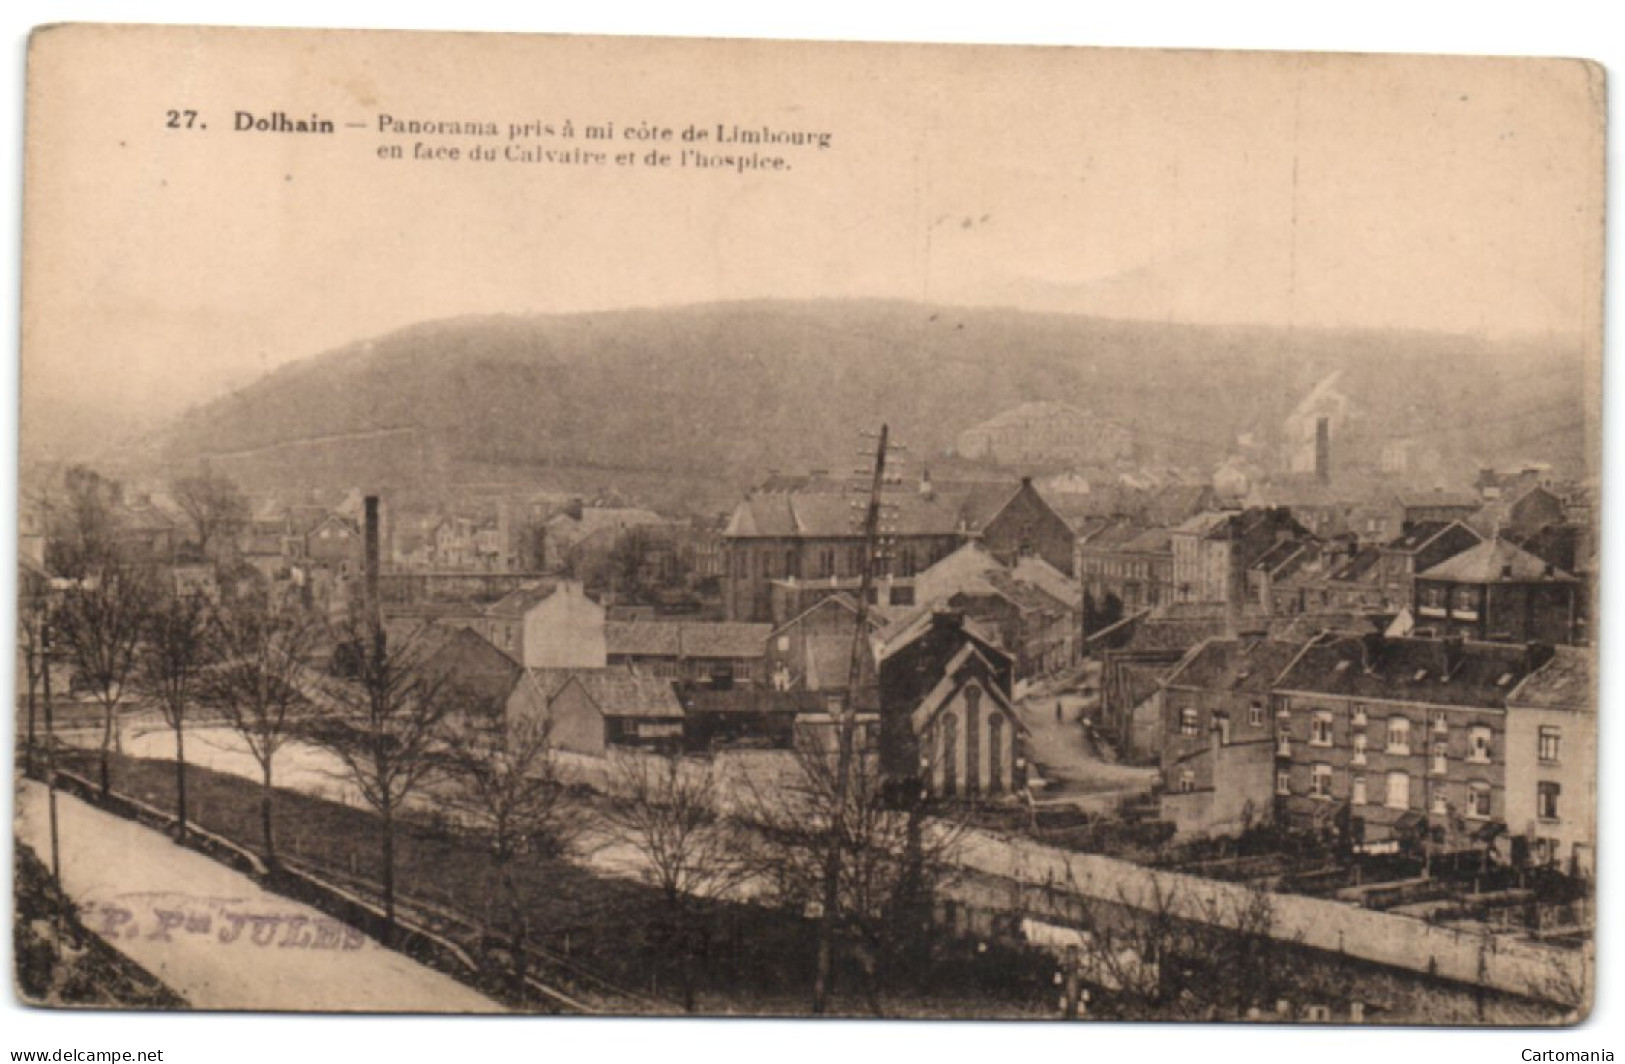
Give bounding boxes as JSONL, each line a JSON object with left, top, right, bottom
{"left": 1169, "top": 507, "right": 1312, "bottom": 607}
{"left": 1504, "top": 646, "right": 1595, "bottom": 876}
{"left": 1270, "top": 543, "right": 1396, "bottom": 617}
{"left": 1272, "top": 635, "right": 1551, "bottom": 849}
{"left": 1413, "top": 538, "right": 1583, "bottom": 646}
{"left": 1076, "top": 520, "right": 1173, "bottom": 615}
{"left": 1158, "top": 638, "right": 1306, "bottom": 837}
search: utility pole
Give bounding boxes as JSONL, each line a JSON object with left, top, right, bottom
{"left": 811, "top": 423, "right": 892, "bottom": 1015}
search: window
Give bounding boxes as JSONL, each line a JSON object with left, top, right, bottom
{"left": 1431, "top": 743, "right": 1448, "bottom": 776}
{"left": 1451, "top": 585, "right": 1482, "bottom": 619}
{"left": 1249, "top": 701, "right": 1264, "bottom": 728}
{"left": 1351, "top": 734, "right": 1368, "bottom": 766}
{"left": 1432, "top": 713, "right": 1449, "bottom": 734}
{"left": 1310, "top": 711, "right": 1334, "bottom": 747}
{"left": 1385, "top": 771, "right": 1410, "bottom": 810}
{"left": 1351, "top": 703, "right": 1368, "bottom": 728}
{"left": 1179, "top": 707, "right": 1200, "bottom": 736}
{"left": 1386, "top": 717, "right": 1411, "bottom": 756}
{"left": 1537, "top": 781, "right": 1561, "bottom": 821}
{"left": 1310, "top": 764, "right": 1333, "bottom": 799}
{"left": 1276, "top": 769, "right": 1292, "bottom": 796}
{"left": 1468, "top": 781, "right": 1493, "bottom": 820}
{"left": 1468, "top": 726, "right": 1492, "bottom": 764}
{"left": 1178, "top": 769, "right": 1195, "bottom": 794}
{"left": 1538, "top": 726, "right": 1561, "bottom": 764}
{"left": 1419, "top": 584, "right": 1448, "bottom": 616}
{"left": 988, "top": 715, "right": 1004, "bottom": 792}
{"left": 1351, "top": 775, "right": 1368, "bottom": 806}
{"left": 1432, "top": 788, "right": 1450, "bottom": 815}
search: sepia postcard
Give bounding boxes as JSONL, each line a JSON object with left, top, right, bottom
{"left": 12, "top": 23, "right": 1604, "bottom": 1025}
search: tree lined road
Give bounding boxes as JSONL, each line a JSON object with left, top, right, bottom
{"left": 15, "top": 779, "right": 504, "bottom": 1013}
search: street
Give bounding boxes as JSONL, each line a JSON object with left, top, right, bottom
{"left": 15, "top": 778, "right": 504, "bottom": 1012}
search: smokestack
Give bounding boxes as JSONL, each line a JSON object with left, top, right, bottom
{"left": 364, "top": 495, "right": 381, "bottom": 630}
{"left": 1314, "top": 417, "right": 1331, "bottom": 484}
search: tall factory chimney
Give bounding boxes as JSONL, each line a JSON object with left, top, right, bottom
{"left": 1314, "top": 417, "right": 1331, "bottom": 484}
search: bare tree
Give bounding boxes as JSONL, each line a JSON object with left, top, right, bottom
{"left": 440, "top": 701, "right": 580, "bottom": 998}
{"left": 19, "top": 563, "right": 51, "bottom": 778}
{"left": 1068, "top": 872, "right": 1310, "bottom": 1020}
{"left": 44, "top": 466, "right": 122, "bottom": 582}
{"left": 53, "top": 558, "right": 157, "bottom": 797}
{"left": 201, "top": 592, "right": 318, "bottom": 864}
{"left": 135, "top": 590, "right": 214, "bottom": 842}
{"left": 310, "top": 619, "right": 455, "bottom": 939}
{"left": 172, "top": 472, "right": 249, "bottom": 560}
{"left": 745, "top": 736, "right": 964, "bottom": 1016}
{"left": 600, "top": 752, "right": 753, "bottom": 1012}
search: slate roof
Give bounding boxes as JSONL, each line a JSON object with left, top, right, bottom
{"left": 604, "top": 621, "right": 771, "bottom": 659}
{"left": 1385, "top": 520, "right": 1457, "bottom": 553}
{"left": 1506, "top": 646, "right": 1594, "bottom": 713}
{"left": 1012, "top": 556, "right": 1082, "bottom": 607}
{"left": 1163, "top": 638, "right": 1308, "bottom": 695}
{"left": 984, "top": 571, "right": 1071, "bottom": 616}
{"left": 1328, "top": 545, "right": 1384, "bottom": 583}
{"left": 536, "top": 666, "right": 684, "bottom": 718}
{"left": 1275, "top": 635, "right": 1545, "bottom": 708}
{"left": 725, "top": 489, "right": 970, "bottom": 539}
{"left": 1078, "top": 517, "right": 1151, "bottom": 551}
{"left": 1418, "top": 539, "right": 1576, "bottom": 584}
{"left": 485, "top": 581, "right": 560, "bottom": 618}
{"left": 678, "top": 686, "right": 823, "bottom": 715}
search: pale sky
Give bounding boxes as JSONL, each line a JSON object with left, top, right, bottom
{"left": 21, "top": 27, "right": 1606, "bottom": 428}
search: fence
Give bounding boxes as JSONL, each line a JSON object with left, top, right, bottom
{"left": 952, "top": 826, "right": 1588, "bottom": 1008}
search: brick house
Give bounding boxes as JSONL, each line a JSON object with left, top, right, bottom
{"left": 975, "top": 476, "right": 1078, "bottom": 576}
{"left": 1271, "top": 634, "right": 1551, "bottom": 849}
{"left": 721, "top": 490, "right": 966, "bottom": 622}
{"left": 909, "top": 642, "right": 1029, "bottom": 799}
{"left": 1413, "top": 539, "right": 1582, "bottom": 645}
{"left": 875, "top": 609, "right": 1013, "bottom": 790}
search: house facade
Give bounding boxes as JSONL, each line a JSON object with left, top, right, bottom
{"left": 1413, "top": 539, "right": 1582, "bottom": 645}
{"left": 1271, "top": 635, "right": 1550, "bottom": 849}
{"left": 1504, "top": 647, "right": 1596, "bottom": 876}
